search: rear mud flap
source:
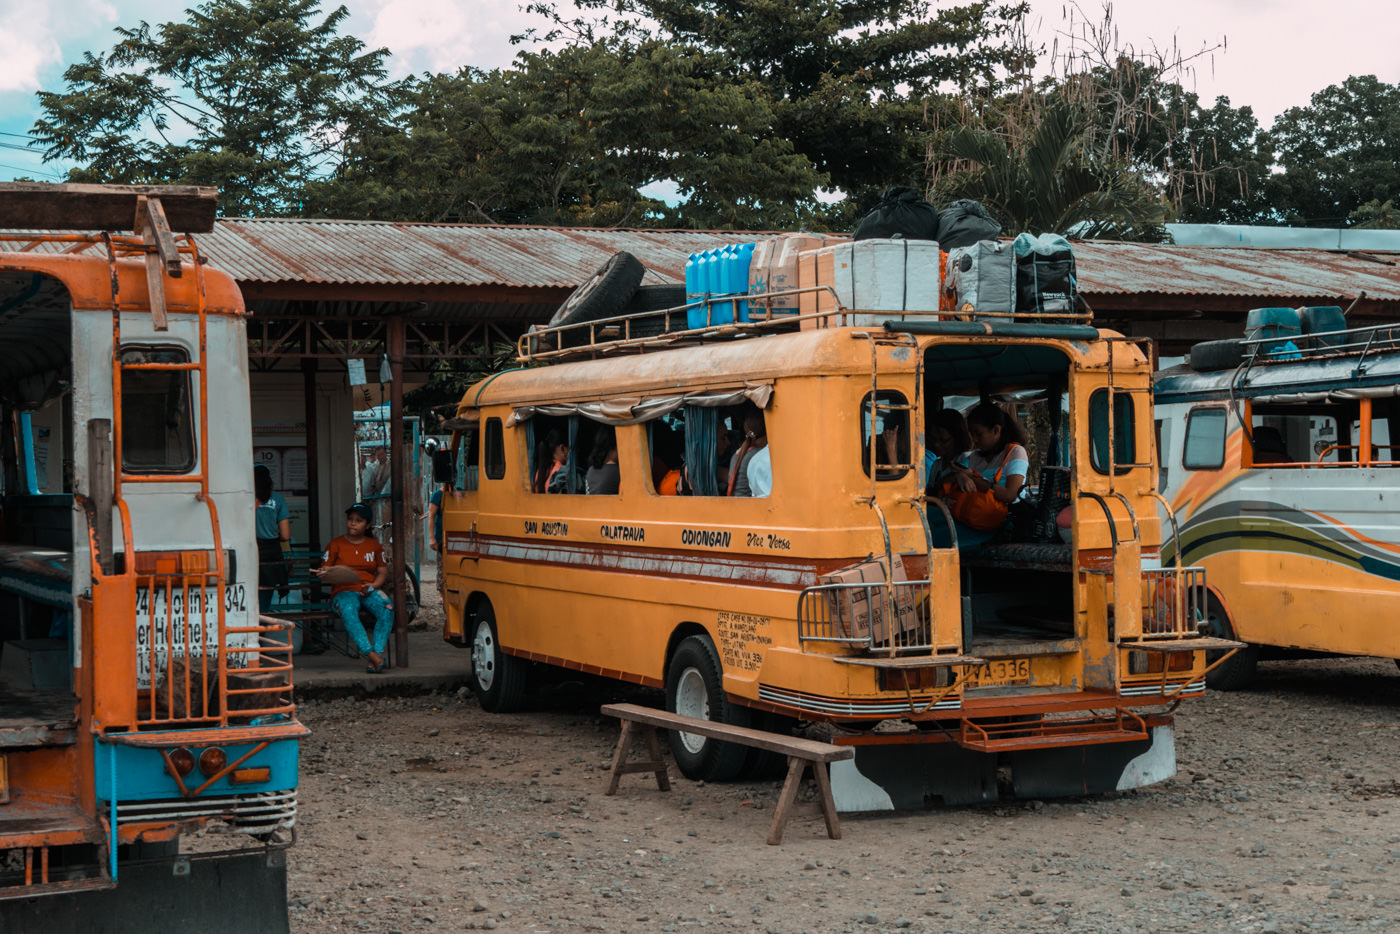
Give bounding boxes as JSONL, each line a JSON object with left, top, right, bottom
{"left": 828, "top": 725, "right": 1176, "bottom": 811}
{"left": 0, "top": 849, "right": 289, "bottom": 934}
{"left": 830, "top": 743, "right": 998, "bottom": 811}
{"left": 1009, "top": 724, "right": 1175, "bottom": 799}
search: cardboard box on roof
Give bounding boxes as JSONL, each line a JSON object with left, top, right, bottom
{"left": 748, "top": 233, "right": 834, "bottom": 321}
{"left": 821, "top": 554, "right": 918, "bottom": 643}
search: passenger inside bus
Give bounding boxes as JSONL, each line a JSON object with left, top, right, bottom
{"left": 534, "top": 429, "right": 569, "bottom": 493}
{"left": 727, "top": 410, "right": 767, "bottom": 496}
{"left": 585, "top": 427, "right": 620, "bottom": 494}
{"left": 931, "top": 403, "right": 1028, "bottom": 549}
{"left": 925, "top": 408, "right": 972, "bottom": 495}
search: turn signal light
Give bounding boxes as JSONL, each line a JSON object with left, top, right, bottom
{"left": 1169, "top": 651, "right": 1194, "bottom": 672}
{"left": 230, "top": 767, "right": 271, "bottom": 785}
{"left": 198, "top": 747, "right": 228, "bottom": 777}
{"left": 169, "top": 747, "right": 195, "bottom": 776}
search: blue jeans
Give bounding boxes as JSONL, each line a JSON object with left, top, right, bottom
{"left": 331, "top": 589, "right": 394, "bottom": 657}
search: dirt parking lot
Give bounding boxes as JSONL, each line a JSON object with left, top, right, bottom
{"left": 287, "top": 651, "right": 1400, "bottom": 934}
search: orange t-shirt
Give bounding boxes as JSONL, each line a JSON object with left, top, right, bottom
{"left": 322, "top": 535, "right": 385, "bottom": 595}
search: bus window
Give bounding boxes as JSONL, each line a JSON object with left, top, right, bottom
{"left": 1089, "top": 389, "right": 1134, "bottom": 474}
{"left": 1155, "top": 417, "right": 1170, "bottom": 490}
{"left": 484, "top": 417, "right": 506, "bottom": 480}
{"left": 120, "top": 345, "right": 195, "bottom": 472}
{"left": 581, "top": 424, "right": 621, "bottom": 494}
{"left": 1182, "top": 407, "right": 1227, "bottom": 469}
{"left": 1253, "top": 402, "right": 1358, "bottom": 465}
{"left": 455, "top": 425, "right": 480, "bottom": 491}
{"left": 861, "top": 390, "right": 910, "bottom": 479}
{"left": 649, "top": 415, "right": 685, "bottom": 494}
{"left": 1371, "top": 399, "right": 1397, "bottom": 464}
{"left": 528, "top": 414, "right": 572, "bottom": 493}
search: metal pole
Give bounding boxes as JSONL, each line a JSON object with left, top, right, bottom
{"left": 301, "top": 355, "right": 322, "bottom": 557}
{"left": 389, "top": 314, "right": 409, "bottom": 666}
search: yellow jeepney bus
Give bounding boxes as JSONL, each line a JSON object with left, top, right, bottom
{"left": 436, "top": 290, "right": 1228, "bottom": 810}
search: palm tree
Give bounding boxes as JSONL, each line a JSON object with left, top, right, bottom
{"left": 931, "top": 96, "right": 1171, "bottom": 242}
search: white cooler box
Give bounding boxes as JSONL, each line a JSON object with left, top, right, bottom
{"left": 797, "top": 239, "right": 942, "bottom": 326}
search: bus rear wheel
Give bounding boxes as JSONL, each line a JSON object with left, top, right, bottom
{"left": 665, "top": 635, "right": 750, "bottom": 782}
{"left": 470, "top": 604, "right": 526, "bottom": 712}
{"left": 1203, "top": 593, "right": 1258, "bottom": 691}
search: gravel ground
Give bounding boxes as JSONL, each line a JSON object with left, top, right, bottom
{"left": 287, "top": 644, "right": 1400, "bottom": 934}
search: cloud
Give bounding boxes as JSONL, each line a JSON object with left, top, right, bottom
{"left": 362, "top": 0, "right": 532, "bottom": 76}
{"left": 0, "top": 9, "right": 63, "bottom": 93}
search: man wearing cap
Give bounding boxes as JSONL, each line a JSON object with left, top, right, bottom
{"left": 317, "top": 502, "right": 394, "bottom": 672}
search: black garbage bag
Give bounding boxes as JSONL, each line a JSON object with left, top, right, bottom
{"left": 852, "top": 187, "right": 940, "bottom": 241}
{"left": 936, "top": 199, "right": 1002, "bottom": 250}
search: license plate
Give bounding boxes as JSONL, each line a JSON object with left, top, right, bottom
{"left": 135, "top": 583, "right": 246, "bottom": 687}
{"left": 970, "top": 658, "right": 1031, "bottom": 687}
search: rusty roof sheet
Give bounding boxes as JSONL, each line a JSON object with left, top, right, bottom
{"left": 1071, "top": 241, "right": 1400, "bottom": 303}
{"left": 196, "top": 218, "right": 762, "bottom": 288}
{"left": 3, "top": 219, "right": 1399, "bottom": 305}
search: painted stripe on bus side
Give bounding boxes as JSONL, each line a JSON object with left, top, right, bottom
{"left": 455, "top": 534, "right": 829, "bottom": 589}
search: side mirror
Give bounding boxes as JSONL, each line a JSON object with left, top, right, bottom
{"left": 432, "top": 449, "right": 454, "bottom": 484}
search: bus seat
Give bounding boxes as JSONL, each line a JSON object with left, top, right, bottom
{"left": 1251, "top": 426, "right": 1290, "bottom": 464}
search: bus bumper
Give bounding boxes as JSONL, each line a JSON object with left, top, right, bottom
{"left": 0, "top": 848, "right": 289, "bottom": 934}
{"left": 829, "top": 723, "right": 1177, "bottom": 811}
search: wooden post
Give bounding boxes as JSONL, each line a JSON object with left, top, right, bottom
{"left": 389, "top": 313, "right": 408, "bottom": 667}
{"left": 301, "top": 353, "right": 322, "bottom": 562}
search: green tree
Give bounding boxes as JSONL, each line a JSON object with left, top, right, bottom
{"left": 932, "top": 96, "right": 1171, "bottom": 241}
{"left": 31, "top": 0, "right": 398, "bottom": 216}
{"left": 1266, "top": 75, "right": 1400, "bottom": 227}
{"left": 1052, "top": 57, "right": 1273, "bottom": 224}
{"left": 550, "top": 0, "right": 1031, "bottom": 216}
{"left": 312, "top": 39, "right": 827, "bottom": 229}
{"left": 1350, "top": 199, "right": 1400, "bottom": 230}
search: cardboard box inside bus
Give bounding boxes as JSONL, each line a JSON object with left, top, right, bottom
{"left": 821, "top": 554, "right": 918, "bottom": 642}
{"left": 797, "top": 239, "right": 942, "bottom": 327}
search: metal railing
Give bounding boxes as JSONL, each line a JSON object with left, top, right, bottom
{"left": 797, "top": 578, "right": 936, "bottom": 653}
{"left": 134, "top": 568, "right": 295, "bottom": 727}
{"left": 1138, "top": 567, "right": 1207, "bottom": 638}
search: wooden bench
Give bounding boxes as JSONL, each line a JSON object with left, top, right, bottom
{"left": 600, "top": 702, "right": 854, "bottom": 845}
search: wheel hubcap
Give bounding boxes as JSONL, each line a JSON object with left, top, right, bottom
{"left": 472, "top": 620, "right": 496, "bottom": 691}
{"left": 674, "top": 666, "right": 710, "bottom": 754}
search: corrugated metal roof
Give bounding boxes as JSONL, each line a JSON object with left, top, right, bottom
{"left": 4, "top": 218, "right": 1399, "bottom": 305}
{"left": 198, "top": 218, "right": 759, "bottom": 288}
{"left": 1071, "top": 241, "right": 1400, "bottom": 302}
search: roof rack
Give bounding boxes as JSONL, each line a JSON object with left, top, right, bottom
{"left": 1238, "top": 322, "right": 1400, "bottom": 374}
{"left": 517, "top": 287, "right": 1095, "bottom": 363}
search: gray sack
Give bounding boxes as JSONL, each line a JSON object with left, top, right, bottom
{"left": 947, "top": 240, "right": 1015, "bottom": 316}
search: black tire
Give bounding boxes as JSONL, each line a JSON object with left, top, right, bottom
{"left": 664, "top": 635, "right": 751, "bottom": 782}
{"left": 742, "top": 711, "right": 798, "bottom": 780}
{"left": 1202, "top": 593, "right": 1258, "bottom": 690}
{"left": 469, "top": 603, "right": 526, "bottom": 712}
{"left": 625, "top": 284, "right": 688, "bottom": 337}
{"left": 547, "top": 251, "right": 646, "bottom": 329}
{"left": 1189, "top": 339, "right": 1246, "bottom": 371}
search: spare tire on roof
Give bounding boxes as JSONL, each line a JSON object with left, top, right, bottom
{"left": 624, "top": 284, "right": 688, "bottom": 337}
{"left": 1189, "top": 338, "right": 1247, "bottom": 371}
{"left": 548, "top": 251, "right": 646, "bottom": 329}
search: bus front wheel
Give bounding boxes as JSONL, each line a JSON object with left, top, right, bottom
{"left": 470, "top": 604, "right": 526, "bottom": 712}
{"left": 665, "top": 635, "right": 750, "bottom": 782}
{"left": 1203, "top": 594, "right": 1258, "bottom": 691}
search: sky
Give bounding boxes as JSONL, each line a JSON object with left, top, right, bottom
{"left": 1, "top": 0, "right": 1398, "bottom": 183}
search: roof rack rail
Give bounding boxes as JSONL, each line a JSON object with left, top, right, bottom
{"left": 1237, "top": 323, "right": 1400, "bottom": 375}
{"left": 517, "top": 287, "right": 1095, "bottom": 363}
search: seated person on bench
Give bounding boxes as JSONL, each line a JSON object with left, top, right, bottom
{"left": 317, "top": 502, "right": 394, "bottom": 673}
{"left": 931, "top": 403, "right": 1028, "bottom": 550}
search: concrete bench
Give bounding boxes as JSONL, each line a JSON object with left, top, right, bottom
{"left": 600, "top": 702, "right": 854, "bottom": 845}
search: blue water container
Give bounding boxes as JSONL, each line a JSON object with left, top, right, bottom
{"left": 688, "top": 249, "right": 720, "bottom": 329}
{"left": 684, "top": 251, "right": 703, "bottom": 307}
{"left": 1245, "top": 307, "right": 1301, "bottom": 356}
{"left": 725, "top": 242, "right": 756, "bottom": 322}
